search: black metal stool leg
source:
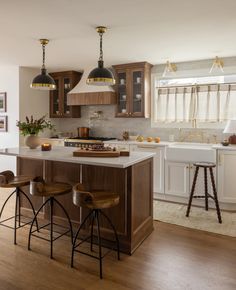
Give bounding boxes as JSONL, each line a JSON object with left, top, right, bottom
{"left": 100, "top": 210, "right": 120, "bottom": 260}
{"left": 209, "top": 168, "right": 222, "bottom": 224}
{"left": 186, "top": 166, "right": 199, "bottom": 217}
{"left": 50, "top": 197, "right": 54, "bottom": 259}
{"left": 71, "top": 210, "right": 93, "bottom": 268}
{"left": 90, "top": 211, "right": 95, "bottom": 252}
{"left": 204, "top": 167, "right": 209, "bottom": 211}
{"left": 28, "top": 198, "right": 50, "bottom": 251}
{"left": 17, "top": 188, "right": 21, "bottom": 227}
{"left": 14, "top": 190, "right": 19, "bottom": 245}
{"left": 54, "top": 198, "right": 73, "bottom": 244}
{"left": 96, "top": 210, "right": 103, "bottom": 279}
{"left": 0, "top": 189, "right": 16, "bottom": 219}
{"left": 19, "top": 188, "right": 39, "bottom": 231}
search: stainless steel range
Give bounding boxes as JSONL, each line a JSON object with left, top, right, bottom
{"left": 64, "top": 137, "right": 116, "bottom": 148}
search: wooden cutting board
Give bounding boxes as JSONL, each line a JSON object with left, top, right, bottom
{"left": 73, "top": 150, "right": 129, "bottom": 157}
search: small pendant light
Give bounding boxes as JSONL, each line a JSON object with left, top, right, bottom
{"left": 162, "top": 61, "right": 177, "bottom": 78}
{"left": 209, "top": 56, "right": 224, "bottom": 74}
{"left": 30, "top": 39, "right": 56, "bottom": 90}
{"left": 87, "top": 26, "right": 115, "bottom": 86}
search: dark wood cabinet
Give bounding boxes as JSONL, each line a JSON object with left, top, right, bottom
{"left": 49, "top": 71, "right": 82, "bottom": 118}
{"left": 113, "top": 62, "right": 152, "bottom": 118}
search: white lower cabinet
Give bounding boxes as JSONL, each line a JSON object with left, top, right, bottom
{"left": 217, "top": 150, "right": 236, "bottom": 203}
{"left": 165, "top": 161, "right": 190, "bottom": 197}
{"left": 131, "top": 145, "right": 165, "bottom": 194}
{"left": 165, "top": 161, "right": 216, "bottom": 198}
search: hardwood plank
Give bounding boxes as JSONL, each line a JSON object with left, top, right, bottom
{"left": 0, "top": 191, "right": 235, "bottom": 290}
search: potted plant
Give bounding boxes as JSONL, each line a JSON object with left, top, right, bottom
{"left": 16, "top": 115, "right": 54, "bottom": 149}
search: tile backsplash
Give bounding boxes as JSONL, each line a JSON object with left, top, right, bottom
{"left": 52, "top": 105, "right": 226, "bottom": 143}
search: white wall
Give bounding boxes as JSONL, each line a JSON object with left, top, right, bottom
{"left": 0, "top": 66, "right": 54, "bottom": 173}
{"left": 0, "top": 65, "right": 19, "bottom": 173}
{"left": 19, "top": 67, "right": 55, "bottom": 145}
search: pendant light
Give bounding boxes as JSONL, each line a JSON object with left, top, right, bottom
{"left": 162, "top": 61, "right": 177, "bottom": 78}
{"left": 87, "top": 26, "right": 115, "bottom": 86}
{"left": 30, "top": 39, "right": 56, "bottom": 90}
{"left": 209, "top": 56, "right": 224, "bottom": 74}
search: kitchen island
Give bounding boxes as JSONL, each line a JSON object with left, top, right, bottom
{"left": 0, "top": 147, "right": 155, "bottom": 254}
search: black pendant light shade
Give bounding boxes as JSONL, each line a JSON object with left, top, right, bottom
{"left": 87, "top": 26, "right": 115, "bottom": 86}
{"left": 30, "top": 39, "right": 56, "bottom": 90}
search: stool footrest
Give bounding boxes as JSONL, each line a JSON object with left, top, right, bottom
{"left": 0, "top": 214, "right": 34, "bottom": 230}
{"left": 74, "top": 245, "right": 111, "bottom": 260}
{"left": 193, "top": 194, "right": 215, "bottom": 200}
{"left": 31, "top": 222, "right": 71, "bottom": 242}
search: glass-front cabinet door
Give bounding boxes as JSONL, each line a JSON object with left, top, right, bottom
{"left": 49, "top": 71, "right": 81, "bottom": 118}
{"left": 62, "top": 77, "right": 72, "bottom": 117}
{"left": 130, "top": 69, "right": 144, "bottom": 117}
{"left": 113, "top": 62, "right": 152, "bottom": 118}
{"left": 116, "top": 71, "right": 129, "bottom": 116}
{"left": 50, "top": 78, "right": 60, "bottom": 117}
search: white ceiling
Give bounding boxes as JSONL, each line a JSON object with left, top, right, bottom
{"left": 1, "top": 0, "right": 236, "bottom": 71}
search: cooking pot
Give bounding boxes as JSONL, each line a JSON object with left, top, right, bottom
{"left": 77, "top": 127, "right": 90, "bottom": 138}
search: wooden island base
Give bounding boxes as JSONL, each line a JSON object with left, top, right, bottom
{"left": 18, "top": 157, "right": 153, "bottom": 254}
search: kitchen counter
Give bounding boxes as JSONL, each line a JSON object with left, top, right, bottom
{"left": 0, "top": 146, "right": 155, "bottom": 169}
{"left": 212, "top": 144, "right": 236, "bottom": 150}
{"left": 104, "top": 140, "right": 170, "bottom": 146}
{"left": 0, "top": 146, "right": 154, "bottom": 255}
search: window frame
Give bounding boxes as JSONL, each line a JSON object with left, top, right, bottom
{"left": 151, "top": 73, "right": 234, "bottom": 129}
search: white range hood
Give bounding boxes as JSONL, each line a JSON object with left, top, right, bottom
{"left": 67, "top": 68, "right": 116, "bottom": 105}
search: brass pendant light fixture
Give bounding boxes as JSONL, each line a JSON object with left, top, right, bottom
{"left": 87, "top": 26, "right": 115, "bottom": 86}
{"left": 30, "top": 39, "right": 56, "bottom": 90}
{"left": 209, "top": 56, "right": 224, "bottom": 74}
{"left": 162, "top": 61, "right": 177, "bottom": 77}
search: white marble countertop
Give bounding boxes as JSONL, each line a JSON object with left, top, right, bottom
{"left": 0, "top": 146, "right": 155, "bottom": 169}
{"left": 103, "top": 140, "right": 171, "bottom": 146}
{"left": 212, "top": 144, "right": 236, "bottom": 150}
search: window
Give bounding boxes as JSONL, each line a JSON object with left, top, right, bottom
{"left": 152, "top": 75, "right": 236, "bottom": 128}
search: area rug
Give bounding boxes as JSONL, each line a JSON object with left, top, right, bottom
{"left": 153, "top": 200, "right": 236, "bottom": 237}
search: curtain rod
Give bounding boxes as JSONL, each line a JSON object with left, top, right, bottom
{"left": 157, "top": 82, "right": 236, "bottom": 89}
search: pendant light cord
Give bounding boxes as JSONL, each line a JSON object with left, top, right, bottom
{"left": 99, "top": 32, "right": 103, "bottom": 62}
{"left": 42, "top": 43, "right": 46, "bottom": 69}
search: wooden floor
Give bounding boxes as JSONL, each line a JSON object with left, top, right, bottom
{"left": 0, "top": 222, "right": 235, "bottom": 290}
{"left": 0, "top": 193, "right": 236, "bottom": 289}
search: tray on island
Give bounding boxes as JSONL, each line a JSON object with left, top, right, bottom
{"left": 73, "top": 149, "right": 130, "bottom": 158}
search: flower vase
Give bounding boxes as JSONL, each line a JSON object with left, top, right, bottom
{"left": 25, "top": 135, "right": 40, "bottom": 149}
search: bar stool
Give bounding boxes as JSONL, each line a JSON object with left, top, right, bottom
{"left": 0, "top": 170, "right": 39, "bottom": 244}
{"left": 71, "top": 183, "right": 120, "bottom": 279}
{"left": 186, "top": 162, "right": 222, "bottom": 223}
{"left": 28, "top": 177, "right": 73, "bottom": 259}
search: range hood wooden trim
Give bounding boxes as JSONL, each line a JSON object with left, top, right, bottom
{"left": 67, "top": 91, "right": 116, "bottom": 105}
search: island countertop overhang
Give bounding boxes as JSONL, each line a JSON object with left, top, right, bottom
{"left": 0, "top": 146, "right": 155, "bottom": 169}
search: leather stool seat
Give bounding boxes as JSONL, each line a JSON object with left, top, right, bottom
{"left": 0, "top": 170, "right": 38, "bottom": 244}
{"left": 73, "top": 184, "right": 120, "bottom": 209}
{"left": 0, "top": 170, "right": 32, "bottom": 188}
{"left": 30, "top": 179, "right": 72, "bottom": 197}
{"left": 28, "top": 177, "right": 73, "bottom": 259}
{"left": 71, "top": 183, "right": 120, "bottom": 279}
